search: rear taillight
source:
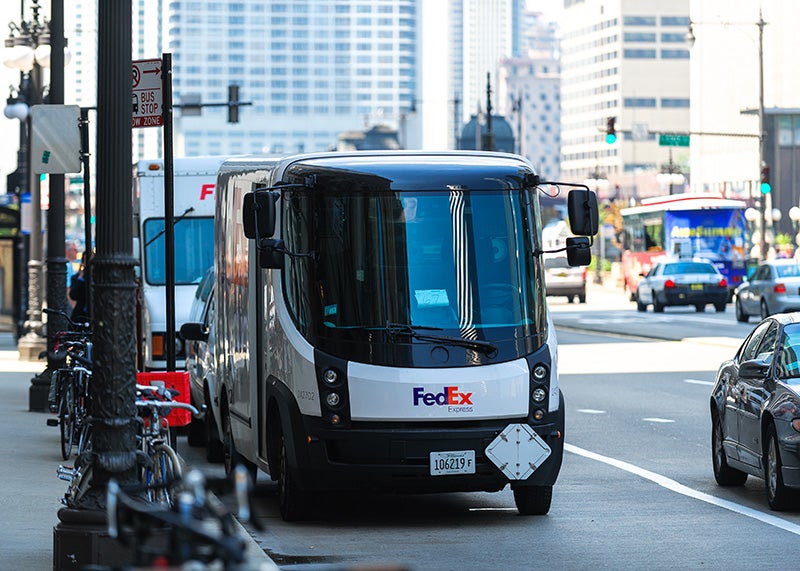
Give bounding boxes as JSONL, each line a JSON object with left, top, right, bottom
{"left": 719, "top": 278, "right": 728, "bottom": 288}
{"left": 582, "top": 268, "right": 587, "bottom": 280}
{"left": 664, "top": 279, "right": 675, "bottom": 289}
{"left": 775, "top": 283, "right": 787, "bottom": 294}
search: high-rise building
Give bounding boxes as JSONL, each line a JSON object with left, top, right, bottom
{"left": 166, "top": 0, "right": 419, "bottom": 157}
{"left": 559, "top": 0, "right": 690, "bottom": 201}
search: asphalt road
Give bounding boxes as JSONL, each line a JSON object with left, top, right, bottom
{"left": 179, "top": 285, "right": 800, "bottom": 570}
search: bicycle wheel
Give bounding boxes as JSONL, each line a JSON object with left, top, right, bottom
{"left": 63, "top": 464, "right": 93, "bottom": 509}
{"left": 59, "top": 374, "right": 75, "bottom": 460}
{"left": 76, "top": 418, "right": 92, "bottom": 456}
{"left": 74, "top": 371, "right": 91, "bottom": 455}
{"left": 146, "top": 444, "right": 182, "bottom": 506}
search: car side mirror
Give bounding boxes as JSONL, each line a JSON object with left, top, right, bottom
{"left": 179, "top": 321, "right": 209, "bottom": 343}
{"left": 739, "top": 358, "right": 770, "bottom": 380}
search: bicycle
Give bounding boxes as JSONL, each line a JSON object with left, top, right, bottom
{"left": 44, "top": 308, "right": 93, "bottom": 460}
{"left": 103, "top": 466, "right": 267, "bottom": 570}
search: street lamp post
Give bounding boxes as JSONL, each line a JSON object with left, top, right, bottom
{"left": 686, "top": 10, "right": 767, "bottom": 261}
{"left": 789, "top": 206, "right": 800, "bottom": 254}
{"left": 584, "top": 171, "right": 609, "bottom": 284}
{"left": 3, "top": 0, "right": 48, "bottom": 366}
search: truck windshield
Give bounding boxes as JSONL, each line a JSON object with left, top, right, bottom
{"left": 143, "top": 217, "right": 214, "bottom": 285}
{"left": 281, "top": 189, "right": 546, "bottom": 365}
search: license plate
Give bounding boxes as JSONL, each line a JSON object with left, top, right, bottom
{"left": 690, "top": 284, "right": 703, "bottom": 291}
{"left": 430, "top": 450, "right": 476, "bottom": 476}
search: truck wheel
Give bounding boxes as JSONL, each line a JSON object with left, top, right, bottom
{"left": 513, "top": 485, "right": 552, "bottom": 515}
{"left": 278, "top": 430, "right": 310, "bottom": 522}
{"left": 205, "top": 414, "right": 224, "bottom": 464}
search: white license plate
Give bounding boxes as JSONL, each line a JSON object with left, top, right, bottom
{"left": 430, "top": 450, "right": 476, "bottom": 476}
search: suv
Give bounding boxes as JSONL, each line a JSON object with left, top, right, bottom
{"left": 544, "top": 255, "right": 587, "bottom": 303}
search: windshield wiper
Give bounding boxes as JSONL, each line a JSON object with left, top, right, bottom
{"left": 145, "top": 206, "right": 196, "bottom": 247}
{"left": 379, "top": 322, "right": 498, "bottom": 356}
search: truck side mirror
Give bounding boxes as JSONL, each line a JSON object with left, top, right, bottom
{"left": 567, "top": 189, "right": 599, "bottom": 237}
{"left": 243, "top": 191, "right": 278, "bottom": 239}
{"left": 566, "top": 237, "right": 592, "bottom": 266}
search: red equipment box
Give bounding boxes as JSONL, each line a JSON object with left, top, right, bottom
{"left": 136, "top": 371, "right": 192, "bottom": 427}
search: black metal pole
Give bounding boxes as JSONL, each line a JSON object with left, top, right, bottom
{"left": 163, "top": 54, "right": 176, "bottom": 372}
{"left": 39, "top": 0, "right": 69, "bottom": 411}
{"left": 79, "top": 107, "right": 93, "bottom": 321}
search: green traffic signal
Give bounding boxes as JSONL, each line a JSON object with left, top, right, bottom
{"left": 605, "top": 133, "right": 617, "bottom": 144}
{"left": 760, "top": 182, "right": 771, "bottom": 194}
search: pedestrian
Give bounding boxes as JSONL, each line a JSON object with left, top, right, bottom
{"left": 69, "top": 254, "right": 90, "bottom": 324}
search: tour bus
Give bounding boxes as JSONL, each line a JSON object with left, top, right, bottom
{"left": 133, "top": 156, "right": 225, "bottom": 371}
{"left": 620, "top": 193, "right": 747, "bottom": 300}
{"left": 213, "top": 151, "right": 597, "bottom": 521}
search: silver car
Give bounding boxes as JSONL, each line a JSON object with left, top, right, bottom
{"left": 636, "top": 259, "right": 728, "bottom": 313}
{"left": 543, "top": 255, "right": 586, "bottom": 303}
{"left": 734, "top": 259, "right": 800, "bottom": 322}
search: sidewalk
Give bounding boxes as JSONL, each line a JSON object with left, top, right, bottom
{"left": 0, "top": 333, "right": 277, "bottom": 570}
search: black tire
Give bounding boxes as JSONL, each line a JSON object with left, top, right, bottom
{"left": 578, "top": 293, "right": 586, "bottom": 303}
{"left": 714, "top": 302, "right": 726, "bottom": 313}
{"left": 566, "top": 295, "right": 574, "bottom": 304}
{"left": 711, "top": 412, "right": 747, "bottom": 486}
{"left": 513, "top": 485, "right": 553, "bottom": 515}
{"left": 146, "top": 444, "right": 182, "bottom": 507}
{"left": 278, "top": 429, "right": 310, "bottom": 522}
{"left": 59, "top": 379, "right": 75, "bottom": 460}
{"left": 76, "top": 420, "right": 92, "bottom": 456}
{"left": 653, "top": 297, "right": 665, "bottom": 313}
{"left": 761, "top": 299, "right": 771, "bottom": 320}
{"left": 205, "top": 409, "right": 224, "bottom": 463}
{"left": 735, "top": 298, "right": 749, "bottom": 323}
{"left": 221, "top": 400, "right": 257, "bottom": 481}
{"left": 695, "top": 304, "right": 705, "bottom": 312}
{"left": 765, "top": 424, "right": 795, "bottom": 511}
{"left": 187, "top": 417, "right": 206, "bottom": 447}
{"left": 636, "top": 299, "right": 647, "bottom": 312}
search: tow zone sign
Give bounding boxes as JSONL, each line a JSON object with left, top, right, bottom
{"left": 132, "top": 58, "right": 163, "bottom": 128}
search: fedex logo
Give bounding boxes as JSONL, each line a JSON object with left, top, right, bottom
{"left": 413, "top": 386, "right": 473, "bottom": 406}
{"left": 200, "top": 183, "right": 215, "bottom": 200}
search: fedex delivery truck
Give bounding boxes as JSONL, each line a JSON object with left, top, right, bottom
{"left": 133, "top": 156, "right": 226, "bottom": 371}
{"left": 213, "top": 151, "right": 597, "bottom": 521}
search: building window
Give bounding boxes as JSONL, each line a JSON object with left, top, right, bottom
{"left": 661, "top": 16, "right": 690, "bottom": 26}
{"left": 661, "top": 98, "right": 690, "bottom": 108}
{"left": 624, "top": 32, "right": 656, "bottom": 42}
{"left": 623, "top": 49, "right": 656, "bottom": 59}
{"left": 623, "top": 16, "right": 656, "bottom": 26}
{"left": 661, "top": 49, "right": 689, "bottom": 59}
{"left": 624, "top": 98, "right": 657, "bottom": 108}
{"left": 661, "top": 32, "right": 686, "bottom": 43}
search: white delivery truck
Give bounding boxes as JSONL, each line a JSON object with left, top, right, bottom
{"left": 133, "top": 156, "right": 227, "bottom": 372}
{"left": 213, "top": 151, "right": 597, "bottom": 521}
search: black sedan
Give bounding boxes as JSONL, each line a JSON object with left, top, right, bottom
{"left": 710, "top": 313, "right": 800, "bottom": 510}
{"left": 636, "top": 259, "right": 728, "bottom": 312}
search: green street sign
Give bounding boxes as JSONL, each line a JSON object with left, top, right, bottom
{"left": 659, "top": 133, "right": 690, "bottom": 147}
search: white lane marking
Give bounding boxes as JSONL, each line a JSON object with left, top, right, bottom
{"left": 642, "top": 417, "right": 675, "bottom": 423}
{"left": 685, "top": 379, "right": 714, "bottom": 386}
{"left": 566, "top": 443, "right": 800, "bottom": 536}
{"left": 468, "top": 507, "right": 517, "bottom": 512}
{"left": 577, "top": 409, "right": 606, "bottom": 414}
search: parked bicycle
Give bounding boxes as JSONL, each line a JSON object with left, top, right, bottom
{"left": 44, "top": 307, "right": 93, "bottom": 460}
{"left": 104, "top": 466, "right": 269, "bottom": 570}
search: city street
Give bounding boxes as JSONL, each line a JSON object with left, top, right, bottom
{"left": 173, "top": 283, "right": 800, "bottom": 570}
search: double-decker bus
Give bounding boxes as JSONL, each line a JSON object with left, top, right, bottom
{"left": 620, "top": 193, "right": 747, "bottom": 300}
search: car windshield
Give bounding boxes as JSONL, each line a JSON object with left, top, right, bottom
{"left": 775, "top": 264, "right": 800, "bottom": 278}
{"left": 778, "top": 323, "right": 800, "bottom": 381}
{"left": 662, "top": 262, "right": 717, "bottom": 275}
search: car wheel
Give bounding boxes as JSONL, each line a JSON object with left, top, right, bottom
{"left": 636, "top": 299, "right": 647, "bottom": 312}
{"left": 653, "top": 297, "right": 665, "bottom": 313}
{"left": 735, "top": 298, "right": 749, "bottom": 323}
{"left": 695, "top": 304, "right": 705, "bottom": 312}
{"left": 578, "top": 292, "right": 586, "bottom": 304}
{"left": 765, "top": 423, "right": 796, "bottom": 511}
{"left": 513, "top": 484, "right": 552, "bottom": 515}
{"left": 714, "top": 302, "right": 726, "bottom": 313}
{"left": 761, "top": 299, "right": 771, "bottom": 320}
{"left": 567, "top": 295, "right": 574, "bottom": 304}
{"left": 711, "top": 412, "right": 747, "bottom": 486}
{"left": 221, "top": 398, "right": 256, "bottom": 481}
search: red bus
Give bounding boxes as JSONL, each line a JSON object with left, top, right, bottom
{"left": 620, "top": 193, "right": 747, "bottom": 301}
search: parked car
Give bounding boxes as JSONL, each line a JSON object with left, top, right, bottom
{"left": 180, "top": 279, "right": 223, "bottom": 463}
{"left": 636, "top": 259, "right": 728, "bottom": 313}
{"left": 710, "top": 313, "right": 800, "bottom": 510}
{"left": 734, "top": 259, "right": 800, "bottom": 322}
{"left": 543, "top": 254, "right": 587, "bottom": 303}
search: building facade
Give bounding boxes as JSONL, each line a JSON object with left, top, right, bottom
{"left": 559, "top": 0, "right": 690, "bottom": 202}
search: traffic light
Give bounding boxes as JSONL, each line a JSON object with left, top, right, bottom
{"left": 605, "top": 117, "right": 617, "bottom": 144}
{"left": 227, "top": 84, "right": 240, "bottom": 124}
{"left": 760, "top": 164, "right": 771, "bottom": 194}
